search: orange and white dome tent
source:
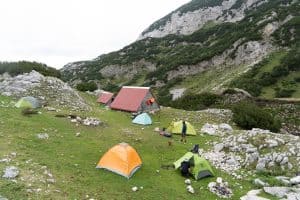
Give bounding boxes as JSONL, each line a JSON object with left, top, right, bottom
{"left": 96, "top": 143, "right": 142, "bottom": 178}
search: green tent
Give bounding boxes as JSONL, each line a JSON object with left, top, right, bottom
{"left": 174, "top": 152, "right": 214, "bottom": 180}
{"left": 15, "top": 96, "right": 40, "bottom": 109}
{"left": 167, "top": 121, "right": 197, "bottom": 136}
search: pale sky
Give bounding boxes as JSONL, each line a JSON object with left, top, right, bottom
{"left": 0, "top": 0, "right": 190, "bottom": 69}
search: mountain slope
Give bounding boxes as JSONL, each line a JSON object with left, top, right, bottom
{"left": 61, "top": 0, "right": 300, "bottom": 103}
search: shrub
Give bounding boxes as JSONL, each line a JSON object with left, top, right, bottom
{"left": 294, "top": 76, "right": 300, "bottom": 82}
{"left": 270, "top": 65, "right": 289, "bottom": 77}
{"left": 102, "top": 83, "right": 120, "bottom": 93}
{"left": 275, "top": 88, "right": 295, "bottom": 98}
{"left": 171, "top": 92, "right": 223, "bottom": 110}
{"left": 258, "top": 72, "right": 277, "bottom": 86}
{"left": 232, "top": 101, "right": 281, "bottom": 132}
{"left": 76, "top": 82, "right": 97, "bottom": 92}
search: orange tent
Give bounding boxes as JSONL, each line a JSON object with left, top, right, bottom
{"left": 96, "top": 143, "right": 142, "bottom": 178}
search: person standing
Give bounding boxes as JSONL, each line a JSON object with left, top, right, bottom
{"left": 181, "top": 121, "right": 187, "bottom": 143}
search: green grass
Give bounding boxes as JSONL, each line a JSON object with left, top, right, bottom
{"left": 0, "top": 95, "right": 280, "bottom": 199}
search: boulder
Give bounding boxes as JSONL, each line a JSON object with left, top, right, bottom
{"left": 2, "top": 166, "right": 19, "bottom": 179}
{"left": 201, "top": 123, "right": 219, "bottom": 135}
{"left": 184, "top": 179, "right": 191, "bottom": 185}
{"left": 0, "top": 195, "right": 8, "bottom": 200}
{"left": 219, "top": 123, "right": 233, "bottom": 132}
{"left": 290, "top": 176, "right": 300, "bottom": 185}
{"left": 132, "top": 186, "right": 138, "bottom": 192}
{"left": 37, "top": 133, "right": 49, "bottom": 139}
{"left": 256, "top": 158, "right": 266, "bottom": 171}
{"left": 214, "top": 143, "right": 224, "bottom": 152}
{"left": 263, "top": 187, "right": 290, "bottom": 198}
{"left": 186, "top": 185, "right": 194, "bottom": 194}
{"left": 240, "top": 190, "right": 270, "bottom": 200}
{"left": 254, "top": 178, "right": 269, "bottom": 187}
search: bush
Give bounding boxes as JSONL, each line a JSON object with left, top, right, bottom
{"left": 270, "top": 65, "right": 289, "bottom": 77}
{"left": 275, "top": 88, "right": 295, "bottom": 98}
{"left": 102, "top": 83, "right": 120, "bottom": 93}
{"left": 232, "top": 101, "right": 281, "bottom": 132}
{"left": 294, "top": 76, "right": 300, "bottom": 82}
{"left": 76, "top": 82, "right": 97, "bottom": 92}
{"left": 171, "top": 92, "right": 223, "bottom": 110}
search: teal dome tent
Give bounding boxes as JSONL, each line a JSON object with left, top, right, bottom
{"left": 132, "top": 113, "right": 152, "bottom": 125}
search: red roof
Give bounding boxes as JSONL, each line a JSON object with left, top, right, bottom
{"left": 110, "top": 86, "right": 150, "bottom": 112}
{"left": 97, "top": 92, "right": 114, "bottom": 104}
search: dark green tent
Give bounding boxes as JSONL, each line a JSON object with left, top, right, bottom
{"left": 174, "top": 152, "right": 214, "bottom": 180}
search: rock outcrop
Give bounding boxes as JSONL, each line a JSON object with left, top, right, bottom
{"left": 0, "top": 71, "right": 90, "bottom": 111}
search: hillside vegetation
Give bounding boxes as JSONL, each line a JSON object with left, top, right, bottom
{"left": 0, "top": 61, "right": 61, "bottom": 78}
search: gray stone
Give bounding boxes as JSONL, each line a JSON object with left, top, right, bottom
{"left": 2, "top": 166, "right": 19, "bottom": 179}
{"left": 265, "top": 139, "right": 278, "bottom": 148}
{"left": 0, "top": 195, "right": 8, "bottom": 200}
{"left": 280, "top": 157, "right": 289, "bottom": 165}
{"left": 276, "top": 155, "right": 283, "bottom": 163}
{"left": 263, "top": 187, "right": 290, "bottom": 198}
{"left": 246, "top": 147, "right": 258, "bottom": 153}
{"left": 290, "top": 176, "right": 300, "bottom": 185}
{"left": 214, "top": 143, "right": 224, "bottom": 152}
{"left": 286, "top": 192, "right": 300, "bottom": 200}
{"left": 256, "top": 158, "right": 266, "bottom": 171}
{"left": 219, "top": 123, "right": 233, "bottom": 132}
{"left": 254, "top": 178, "right": 269, "bottom": 187}
{"left": 240, "top": 189, "right": 270, "bottom": 200}
{"left": 37, "top": 133, "right": 49, "bottom": 140}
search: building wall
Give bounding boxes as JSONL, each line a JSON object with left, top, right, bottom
{"left": 138, "top": 91, "right": 160, "bottom": 112}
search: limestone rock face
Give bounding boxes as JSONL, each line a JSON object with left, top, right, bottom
{"left": 139, "top": 0, "right": 266, "bottom": 40}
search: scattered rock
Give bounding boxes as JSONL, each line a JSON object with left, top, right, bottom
{"left": 240, "top": 189, "right": 270, "bottom": 200}
{"left": 218, "top": 123, "right": 233, "bottom": 132}
{"left": 201, "top": 123, "right": 219, "bottom": 136}
{"left": 214, "top": 143, "right": 224, "bottom": 152}
{"left": 290, "top": 176, "right": 300, "bottom": 185}
{"left": 184, "top": 179, "right": 191, "bottom": 185}
{"left": 0, "top": 195, "right": 8, "bottom": 200}
{"left": 276, "top": 176, "right": 291, "bottom": 186}
{"left": 2, "top": 166, "right": 19, "bottom": 179}
{"left": 254, "top": 178, "right": 269, "bottom": 187}
{"left": 75, "top": 132, "right": 81, "bottom": 137}
{"left": 263, "top": 187, "right": 291, "bottom": 198}
{"left": 132, "top": 186, "right": 138, "bottom": 192}
{"left": 37, "top": 133, "right": 49, "bottom": 140}
{"left": 186, "top": 185, "right": 194, "bottom": 194}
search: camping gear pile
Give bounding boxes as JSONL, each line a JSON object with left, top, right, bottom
{"left": 208, "top": 177, "right": 233, "bottom": 198}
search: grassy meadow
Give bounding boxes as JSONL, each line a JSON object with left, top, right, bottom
{"left": 0, "top": 94, "right": 278, "bottom": 200}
